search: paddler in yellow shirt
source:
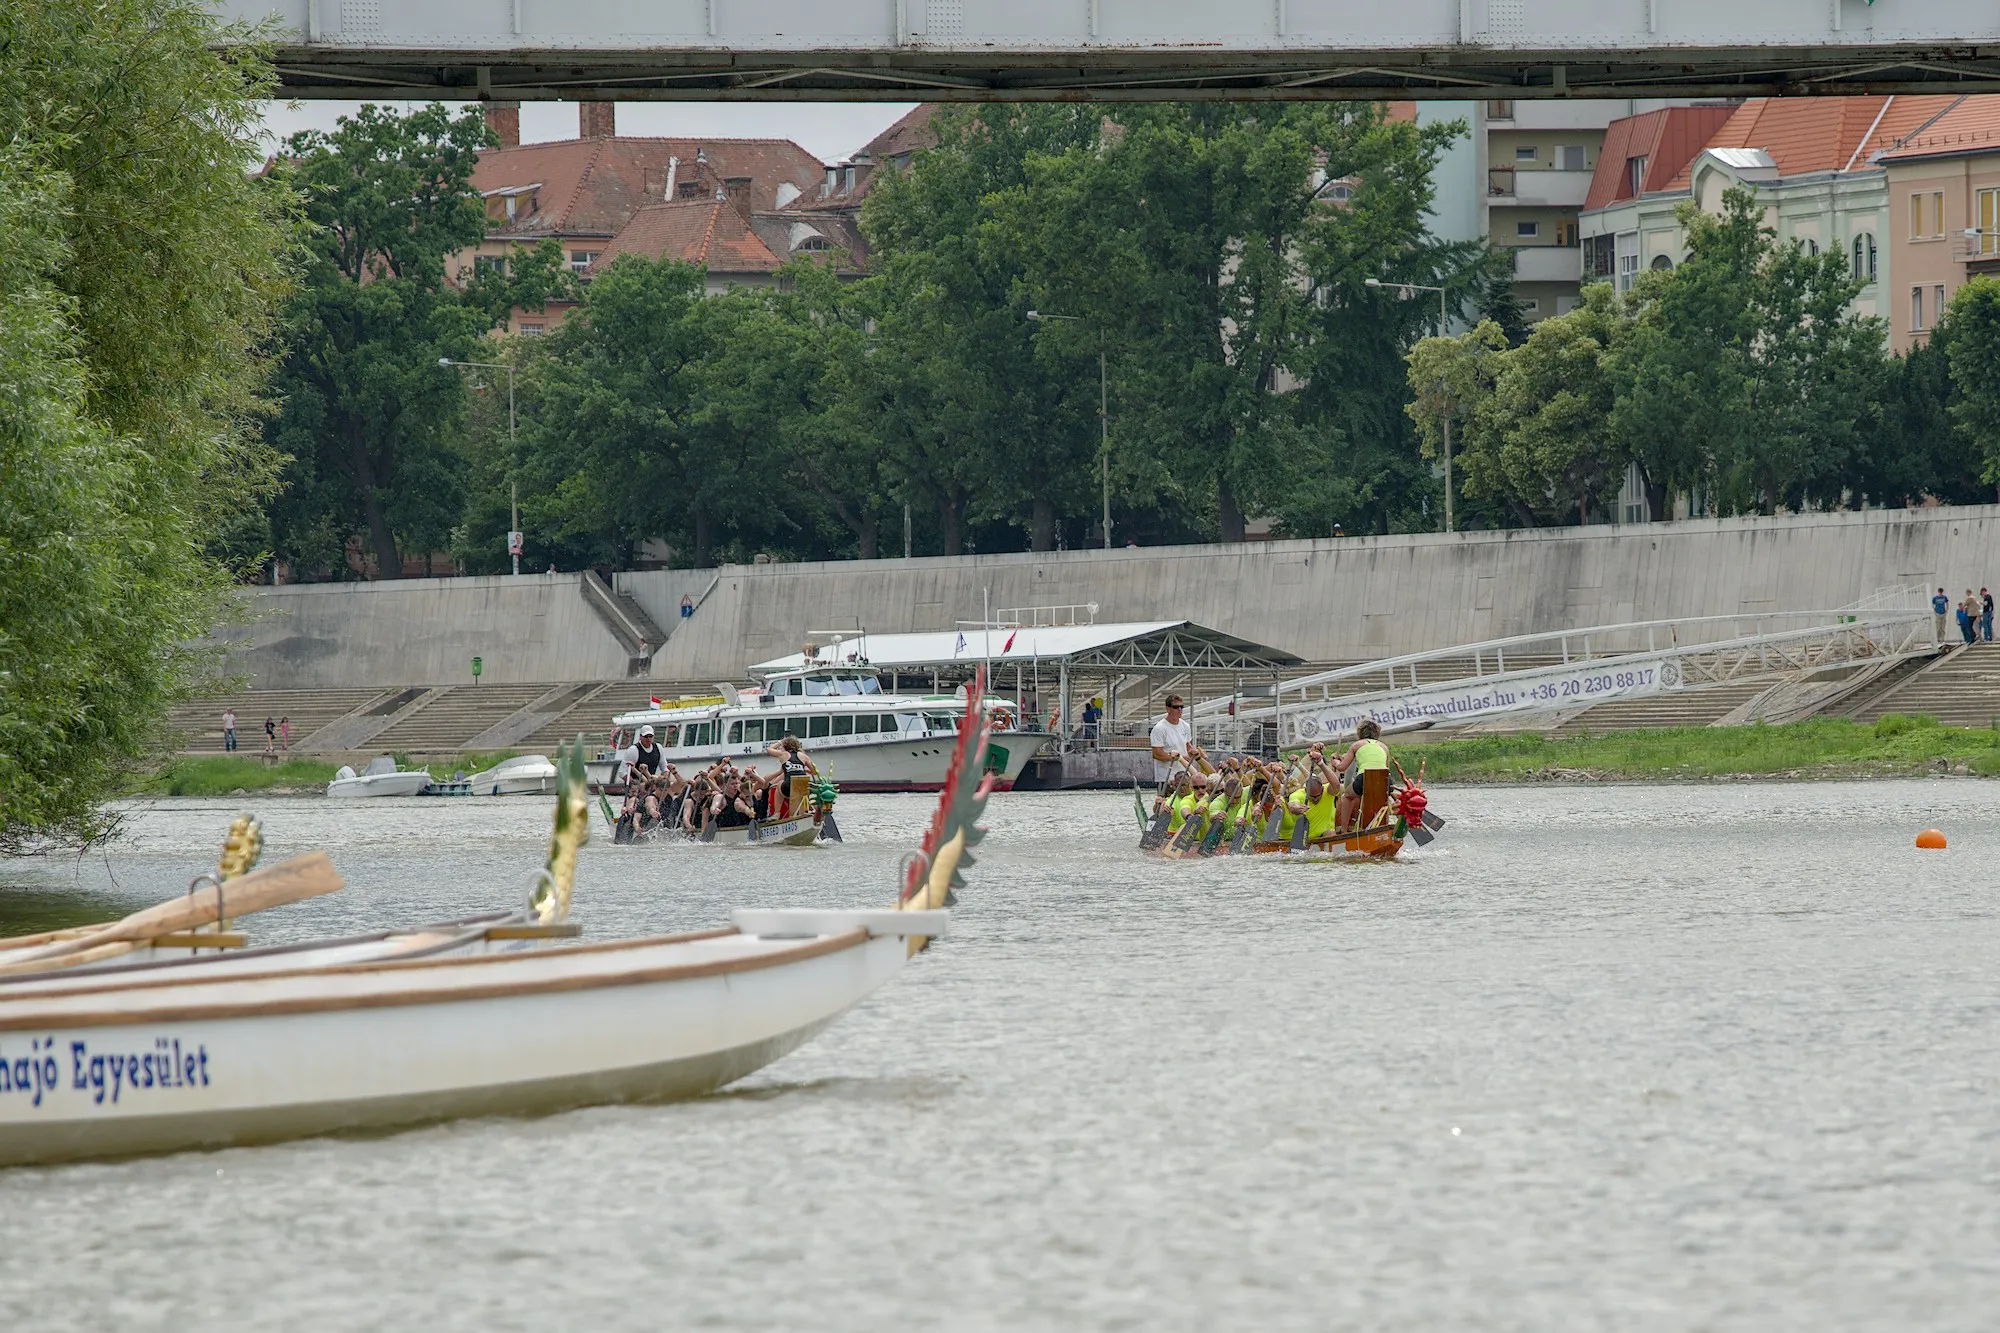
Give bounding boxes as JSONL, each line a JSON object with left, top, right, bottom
{"left": 1300, "top": 772, "right": 1338, "bottom": 843}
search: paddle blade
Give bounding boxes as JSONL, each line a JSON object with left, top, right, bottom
{"left": 1139, "top": 809, "right": 1172, "bottom": 851}
{"left": 818, "top": 811, "right": 843, "bottom": 843}
{"left": 1422, "top": 810, "right": 1446, "bottom": 831}
{"left": 1289, "top": 815, "right": 1308, "bottom": 852}
{"left": 1408, "top": 823, "right": 1435, "bottom": 847}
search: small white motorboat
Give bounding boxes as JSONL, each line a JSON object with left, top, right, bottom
{"left": 463, "top": 754, "right": 558, "bottom": 796}
{"left": 326, "top": 756, "right": 431, "bottom": 798}
{"left": 0, "top": 697, "right": 995, "bottom": 1165}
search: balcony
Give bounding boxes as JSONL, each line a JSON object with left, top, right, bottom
{"left": 1512, "top": 245, "right": 1582, "bottom": 284}
{"left": 1487, "top": 168, "right": 1594, "bottom": 208}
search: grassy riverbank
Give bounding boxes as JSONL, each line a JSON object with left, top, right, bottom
{"left": 130, "top": 756, "right": 342, "bottom": 796}
{"left": 1401, "top": 715, "right": 2000, "bottom": 783}
{"left": 130, "top": 753, "right": 527, "bottom": 797}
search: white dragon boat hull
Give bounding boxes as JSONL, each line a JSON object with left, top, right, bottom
{"left": 0, "top": 910, "right": 941, "bottom": 1166}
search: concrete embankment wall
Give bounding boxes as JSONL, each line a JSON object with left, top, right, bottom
{"left": 220, "top": 507, "right": 2000, "bottom": 687}
{"left": 642, "top": 505, "right": 2000, "bottom": 679}
{"left": 219, "top": 574, "right": 632, "bottom": 686}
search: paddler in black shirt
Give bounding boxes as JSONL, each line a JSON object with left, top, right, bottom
{"left": 710, "top": 774, "right": 758, "bottom": 829}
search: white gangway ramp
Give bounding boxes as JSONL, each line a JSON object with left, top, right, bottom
{"left": 1193, "top": 588, "right": 1935, "bottom": 750}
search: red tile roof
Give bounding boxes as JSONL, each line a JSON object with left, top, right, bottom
{"left": 1879, "top": 95, "right": 2000, "bottom": 162}
{"left": 1663, "top": 95, "right": 1961, "bottom": 188}
{"left": 592, "top": 197, "right": 785, "bottom": 276}
{"left": 1584, "top": 105, "right": 1738, "bottom": 210}
{"left": 470, "top": 137, "right": 826, "bottom": 239}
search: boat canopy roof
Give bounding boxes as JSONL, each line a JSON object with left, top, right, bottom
{"left": 751, "top": 620, "right": 1301, "bottom": 674}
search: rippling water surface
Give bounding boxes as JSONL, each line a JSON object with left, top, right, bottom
{"left": 3, "top": 782, "right": 1999, "bottom": 1330}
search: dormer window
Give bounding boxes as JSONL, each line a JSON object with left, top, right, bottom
{"left": 795, "top": 236, "right": 833, "bottom": 253}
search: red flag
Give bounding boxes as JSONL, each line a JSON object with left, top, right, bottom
{"left": 1002, "top": 631, "right": 1017, "bottom": 653}
{"left": 649, "top": 696, "right": 664, "bottom": 708}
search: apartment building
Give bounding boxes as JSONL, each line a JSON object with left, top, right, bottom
{"left": 1880, "top": 98, "right": 2000, "bottom": 353}
{"left": 457, "top": 103, "right": 828, "bottom": 333}
{"left": 1579, "top": 96, "right": 1961, "bottom": 329}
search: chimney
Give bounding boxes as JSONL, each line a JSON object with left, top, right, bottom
{"left": 579, "top": 102, "right": 616, "bottom": 139}
{"left": 665, "top": 155, "right": 680, "bottom": 199}
{"left": 483, "top": 101, "right": 520, "bottom": 149}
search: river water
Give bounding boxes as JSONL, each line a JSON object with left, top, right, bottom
{"left": 2, "top": 782, "right": 1998, "bottom": 1330}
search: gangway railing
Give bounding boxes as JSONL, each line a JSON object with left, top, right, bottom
{"left": 1189, "top": 603, "right": 1934, "bottom": 752}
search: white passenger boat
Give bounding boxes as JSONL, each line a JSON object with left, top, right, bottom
{"left": 463, "top": 754, "right": 558, "bottom": 796}
{"left": 589, "top": 663, "right": 1047, "bottom": 793}
{"left": 326, "top": 756, "right": 431, "bottom": 798}
{"left": 0, "top": 695, "right": 996, "bottom": 1166}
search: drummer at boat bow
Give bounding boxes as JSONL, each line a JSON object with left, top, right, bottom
{"left": 1333, "top": 720, "right": 1391, "bottom": 834}
{"left": 767, "top": 735, "right": 816, "bottom": 820}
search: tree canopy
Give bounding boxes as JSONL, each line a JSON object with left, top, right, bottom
{"left": 0, "top": 0, "right": 295, "bottom": 849}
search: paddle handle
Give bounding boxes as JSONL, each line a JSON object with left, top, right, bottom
{"left": 5, "top": 852, "right": 342, "bottom": 966}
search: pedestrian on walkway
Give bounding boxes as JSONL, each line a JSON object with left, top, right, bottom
{"left": 1933, "top": 587, "right": 1950, "bottom": 641}
{"left": 1983, "top": 588, "right": 1995, "bottom": 642}
{"left": 279, "top": 716, "right": 291, "bottom": 752}
{"left": 1959, "top": 591, "right": 1978, "bottom": 645}
{"left": 222, "top": 707, "right": 237, "bottom": 753}
{"left": 264, "top": 716, "right": 276, "bottom": 748}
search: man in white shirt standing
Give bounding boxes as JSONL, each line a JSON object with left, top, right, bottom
{"left": 1150, "top": 694, "right": 1193, "bottom": 785}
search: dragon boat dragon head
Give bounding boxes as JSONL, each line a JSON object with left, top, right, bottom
{"left": 898, "top": 666, "right": 997, "bottom": 956}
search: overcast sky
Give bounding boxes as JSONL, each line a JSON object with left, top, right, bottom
{"left": 258, "top": 100, "right": 918, "bottom": 164}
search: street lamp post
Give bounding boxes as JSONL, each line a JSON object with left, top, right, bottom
{"left": 1027, "top": 310, "right": 1111, "bottom": 550}
{"left": 440, "top": 357, "right": 519, "bottom": 574}
{"left": 1367, "top": 278, "right": 1454, "bottom": 534}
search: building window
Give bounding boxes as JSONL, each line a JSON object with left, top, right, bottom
{"left": 520, "top": 322, "right": 545, "bottom": 337}
{"left": 1979, "top": 190, "right": 2000, "bottom": 256}
{"left": 1933, "top": 192, "right": 1946, "bottom": 237}
{"left": 1488, "top": 100, "right": 1514, "bottom": 120}
{"left": 1515, "top": 146, "right": 1538, "bottom": 163}
{"left": 1517, "top": 220, "right": 1539, "bottom": 238}
{"left": 474, "top": 254, "right": 506, "bottom": 277}
{"left": 1801, "top": 237, "right": 1819, "bottom": 257}
{"left": 1852, "top": 232, "right": 1877, "bottom": 280}
{"left": 568, "top": 249, "right": 600, "bottom": 273}
{"left": 1627, "top": 156, "right": 1648, "bottom": 195}
{"left": 1561, "top": 145, "right": 1587, "bottom": 172}
{"left": 1618, "top": 251, "right": 1639, "bottom": 292}
{"left": 1583, "top": 233, "right": 1616, "bottom": 281}
{"left": 1912, "top": 286, "right": 1926, "bottom": 331}
{"left": 795, "top": 236, "right": 833, "bottom": 253}
{"left": 1523, "top": 297, "right": 1542, "bottom": 313}
{"left": 1554, "top": 220, "right": 1578, "bottom": 247}
{"left": 678, "top": 181, "right": 705, "bottom": 199}
{"left": 1650, "top": 254, "right": 1674, "bottom": 271}
{"left": 1936, "top": 284, "right": 1948, "bottom": 321}
{"left": 1912, "top": 193, "right": 1925, "bottom": 239}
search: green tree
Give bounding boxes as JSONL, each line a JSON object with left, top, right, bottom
{"left": 0, "top": 0, "right": 293, "bottom": 848}
{"left": 1946, "top": 276, "right": 2000, "bottom": 489}
{"left": 865, "top": 105, "right": 1104, "bottom": 552}
{"left": 1611, "top": 187, "right": 1885, "bottom": 517}
{"left": 1462, "top": 284, "right": 1633, "bottom": 525}
{"left": 264, "top": 104, "right": 499, "bottom": 577}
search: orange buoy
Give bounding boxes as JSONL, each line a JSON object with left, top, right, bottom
{"left": 1916, "top": 828, "right": 1948, "bottom": 850}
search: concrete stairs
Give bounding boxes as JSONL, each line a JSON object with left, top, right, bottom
{"left": 582, "top": 571, "right": 668, "bottom": 669}
{"left": 1844, "top": 643, "right": 2000, "bottom": 726}
{"left": 1547, "top": 681, "right": 1772, "bottom": 735}
{"left": 363, "top": 683, "right": 554, "bottom": 756}
{"left": 168, "top": 688, "right": 387, "bottom": 754}
{"left": 518, "top": 681, "right": 713, "bottom": 751}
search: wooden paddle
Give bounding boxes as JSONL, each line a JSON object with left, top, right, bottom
{"left": 0, "top": 851, "right": 343, "bottom": 975}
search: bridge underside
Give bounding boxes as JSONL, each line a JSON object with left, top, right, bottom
{"left": 267, "top": 46, "right": 2000, "bottom": 101}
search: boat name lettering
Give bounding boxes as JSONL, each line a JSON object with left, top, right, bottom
{"left": 0, "top": 1036, "right": 210, "bottom": 1108}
